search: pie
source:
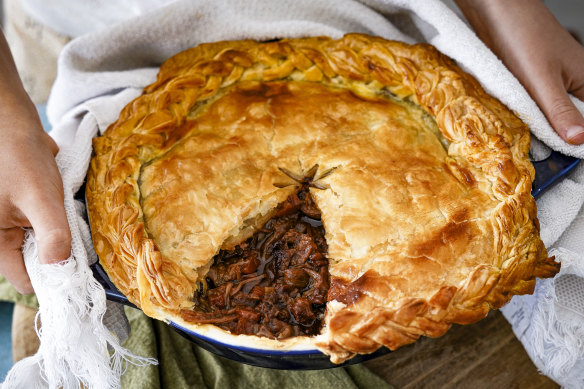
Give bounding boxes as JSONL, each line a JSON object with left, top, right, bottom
{"left": 86, "top": 34, "right": 560, "bottom": 363}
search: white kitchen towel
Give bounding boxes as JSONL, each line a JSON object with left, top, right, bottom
{"left": 3, "top": 0, "right": 583, "bottom": 388}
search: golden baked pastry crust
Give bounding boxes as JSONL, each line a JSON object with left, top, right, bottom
{"left": 86, "top": 34, "right": 559, "bottom": 363}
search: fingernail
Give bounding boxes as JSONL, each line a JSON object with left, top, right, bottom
{"left": 566, "top": 125, "right": 584, "bottom": 145}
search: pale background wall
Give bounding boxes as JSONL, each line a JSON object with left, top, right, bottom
{"left": 545, "top": 0, "right": 584, "bottom": 39}
{"left": 1, "top": 1, "right": 583, "bottom": 40}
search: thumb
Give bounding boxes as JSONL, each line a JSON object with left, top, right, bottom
{"left": 24, "top": 190, "right": 72, "bottom": 265}
{"left": 539, "top": 86, "right": 584, "bottom": 145}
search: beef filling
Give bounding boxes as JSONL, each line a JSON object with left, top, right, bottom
{"left": 180, "top": 186, "right": 329, "bottom": 339}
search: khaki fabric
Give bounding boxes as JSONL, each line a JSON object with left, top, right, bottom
{"left": 121, "top": 306, "right": 393, "bottom": 389}
{"left": 0, "top": 277, "right": 38, "bottom": 309}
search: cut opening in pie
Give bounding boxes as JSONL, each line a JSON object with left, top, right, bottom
{"left": 180, "top": 183, "right": 330, "bottom": 339}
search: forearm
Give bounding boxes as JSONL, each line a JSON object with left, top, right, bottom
{"left": 0, "top": 27, "right": 70, "bottom": 291}
{"left": 0, "top": 29, "right": 42, "bottom": 137}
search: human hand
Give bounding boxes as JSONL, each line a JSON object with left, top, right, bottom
{"left": 0, "top": 112, "right": 72, "bottom": 294}
{"left": 455, "top": 0, "right": 584, "bottom": 144}
{"left": 0, "top": 33, "right": 71, "bottom": 294}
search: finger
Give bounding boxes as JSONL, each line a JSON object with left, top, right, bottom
{"left": 536, "top": 82, "right": 584, "bottom": 145}
{"left": 0, "top": 228, "right": 34, "bottom": 294}
{"left": 22, "top": 188, "right": 72, "bottom": 265}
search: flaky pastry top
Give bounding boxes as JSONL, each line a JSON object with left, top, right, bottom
{"left": 86, "top": 34, "right": 559, "bottom": 363}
